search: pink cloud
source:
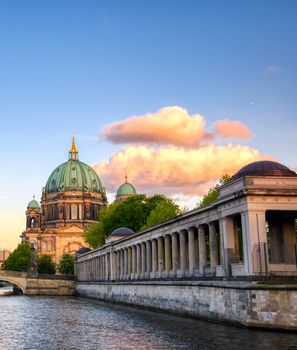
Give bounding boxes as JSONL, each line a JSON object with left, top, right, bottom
{"left": 93, "top": 144, "right": 269, "bottom": 197}
{"left": 95, "top": 106, "right": 274, "bottom": 205}
{"left": 214, "top": 119, "right": 252, "bottom": 139}
{"left": 101, "top": 106, "right": 212, "bottom": 147}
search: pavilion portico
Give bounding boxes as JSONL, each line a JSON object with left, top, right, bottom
{"left": 76, "top": 162, "right": 297, "bottom": 282}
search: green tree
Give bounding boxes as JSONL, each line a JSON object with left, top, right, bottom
{"left": 37, "top": 255, "right": 56, "bottom": 274}
{"left": 2, "top": 243, "right": 30, "bottom": 272}
{"left": 84, "top": 221, "right": 106, "bottom": 249}
{"left": 84, "top": 194, "right": 181, "bottom": 248}
{"left": 58, "top": 254, "right": 74, "bottom": 275}
{"left": 197, "top": 174, "right": 232, "bottom": 208}
{"left": 142, "top": 198, "right": 181, "bottom": 230}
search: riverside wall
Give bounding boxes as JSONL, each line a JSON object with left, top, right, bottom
{"left": 76, "top": 281, "right": 297, "bottom": 331}
{"left": 26, "top": 277, "right": 75, "bottom": 295}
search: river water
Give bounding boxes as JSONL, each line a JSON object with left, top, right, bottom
{"left": 0, "top": 290, "right": 296, "bottom": 350}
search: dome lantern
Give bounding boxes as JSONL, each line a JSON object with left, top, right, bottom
{"left": 69, "top": 135, "right": 79, "bottom": 161}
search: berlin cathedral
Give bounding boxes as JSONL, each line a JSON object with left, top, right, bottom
{"left": 21, "top": 137, "right": 136, "bottom": 263}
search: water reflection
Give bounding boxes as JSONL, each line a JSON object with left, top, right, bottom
{"left": 0, "top": 295, "right": 296, "bottom": 350}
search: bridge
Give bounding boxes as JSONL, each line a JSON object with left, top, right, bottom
{"left": 0, "top": 270, "right": 75, "bottom": 295}
{"left": 0, "top": 270, "right": 27, "bottom": 293}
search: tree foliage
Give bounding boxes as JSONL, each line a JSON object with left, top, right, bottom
{"left": 142, "top": 198, "right": 181, "bottom": 230}
{"left": 84, "top": 221, "right": 106, "bottom": 249}
{"left": 37, "top": 254, "right": 56, "bottom": 274}
{"left": 58, "top": 253, "right": 74, "bottom": 275}
{"left": 2, "top": 243, "right": 30, "bottom": 272}
{"left": 197, "top": 174, "right": 232, "bottom": 208}
{"left": 84, "top": 194, "right": 181, "bottom": 248}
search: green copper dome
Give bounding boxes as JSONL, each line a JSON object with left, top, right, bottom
{"left": 45, "top": 160, "right": 104, "bottom": 193}
{"left": 117, "top": 181, "right": 136, "bottom": 196}
{"left": 27, "top": 198, "right": 40, "bottom": 209}
{"left": 45, "top": 137, "right": 104, "bottom": 194}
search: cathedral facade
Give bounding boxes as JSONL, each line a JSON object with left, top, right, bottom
{"left": 21, "top": 138, "right": 108, "bottom": 263}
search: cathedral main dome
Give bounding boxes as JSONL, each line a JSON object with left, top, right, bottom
{"left": 46, "top": 160, "right": 104, "bottom": 193}
{"left": 45, "top": 138, "right": 104, "bottom": 194}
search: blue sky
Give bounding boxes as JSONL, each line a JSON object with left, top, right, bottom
{"left": 1, "top": 0, "right": 297, "bottom": 249}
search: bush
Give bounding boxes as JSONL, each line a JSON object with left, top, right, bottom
{"left": 58, "top": 254, "right": 74, "bottom": 275}
{"left": 37, "top": 255, "right": 56, "bottom": 274}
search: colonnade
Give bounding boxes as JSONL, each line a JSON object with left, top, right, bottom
{"left": 76, "top": 222, "right": 225, "bottom": 282}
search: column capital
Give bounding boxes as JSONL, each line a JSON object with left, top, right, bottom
{"left": 198, "top": 224, "right": 206, "bottom": 232}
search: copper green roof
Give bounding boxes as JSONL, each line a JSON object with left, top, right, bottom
{"left": 27, "top": 198, "right": 40, "bottom": 209}
{"left": 117, "top": 181, "right": 136, "bottom": 196}
{"left": 45, "top": 160, "right": 104, "bottom": 193}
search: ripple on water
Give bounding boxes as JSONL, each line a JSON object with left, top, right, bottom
{"left": 0, "top": 295, "right": 296, "bottom": 350}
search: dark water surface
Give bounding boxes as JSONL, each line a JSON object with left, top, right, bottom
{"left": 0, "top": 294, "right": 296, "bottom": 350}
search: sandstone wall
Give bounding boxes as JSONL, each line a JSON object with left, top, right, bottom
{"left": 76, "top": 281, "right": 297, "bottom": 330}
{"left": 26, "top": 278, "right": 75, "bottom": 296}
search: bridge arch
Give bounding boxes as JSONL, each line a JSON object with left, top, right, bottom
{"left": 0, "top": 272, "right": 27, "bottom": 294}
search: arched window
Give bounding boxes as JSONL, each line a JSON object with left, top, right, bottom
{"left": 31, "top": 217, "right": 36, "bottom": 228}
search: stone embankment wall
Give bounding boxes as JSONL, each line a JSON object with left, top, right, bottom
{"left": 76, "top": 281, "right": 297, "bottom": 330}
{"left": 26, "top": 277, "right": 75, "bottom": 296}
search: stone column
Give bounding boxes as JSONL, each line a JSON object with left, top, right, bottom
{"left": 241, "top": 211, "right": 267, "bottom": 276}
{"left": 209, "top": 222, "right": 218, "bottom": 275}
{"left": 132, "top": 245, "right": 136, "bottom": 279}
{"left": 219, "top": 217, "right": 235, "bottom": 277}
{"left": 110, "top": 251, "right": 116, "bottom": 281}
{"left": 123, "top": 248, "right": 127, "bottom": 280}
{"left": 157, "top": 237, "right": 164, "bottom": 277}
{"left": 97, "top": 257, "right": 100, "bottom": 280}
{"left": 116, "top": 250, "right": 121, "bottom": 281}
{"left": 136, "top": 244, "right": 141, "bottom": 278}
{"left": 172, "top": 233, "right": 179, "bottom": 276}
{"left": 97, "top": 258, "right": 100, "bottom": 281}
{"left": 152, "top": 239, "right": 158, "bottom": 278}
{"left": 164, "top": 235, "right": 172, "bottom": 275}
{"left": 99, "top": 256, "right": 102, "bottom": 280}
{"left": 179, "top": 230, "right": 188, "bottom": 276}
{"left": 102, "top": 255, "right": 106, "bottom": 280}
{"left": 105, "top": 253, "right": 109, "bottom": 280}
{"left": 120, "top": 249, "right": 124, "bottom": 280}
{"left": 146, "top": 241, "right": 152, "bottom": 278}
{"left": 141, "top": 242, "right": 146, "bottom": 278}
{"left": 127, "top": 246, "right": 132, "bottom": 279}
{"left": 188, "top": 227, "right": 196, "bottom": 276}
{"left": 198, "top": 225, "right": 207, "bottom": 275}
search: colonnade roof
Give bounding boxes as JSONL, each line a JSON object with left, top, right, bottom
{"left": 233, "top": 160, "right": 297, "bottom": 180}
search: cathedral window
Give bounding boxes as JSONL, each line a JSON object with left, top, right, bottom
{"left": 71, "top": 204, "right": 77, "bottom": 220}
{"left": 31, "top": 217, "right": 36, "bottom": 228}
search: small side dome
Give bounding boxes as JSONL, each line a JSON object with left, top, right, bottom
{"left": 76, "top": 247, "right": 91, "bottom": 255}
{"left": 233, "top": 160, "right": 297, "bottom": 180}
{"left": 116, "top": 175, "right": 137, "bottom": 198}
{"left": 117, "top": 182, "right": 136, "bottom": 196}
{"left": 110, "top": 227, "right": 135, "bottom": 237}
{"left": 27, "top": 197, "right": 40, "bottom": 209}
